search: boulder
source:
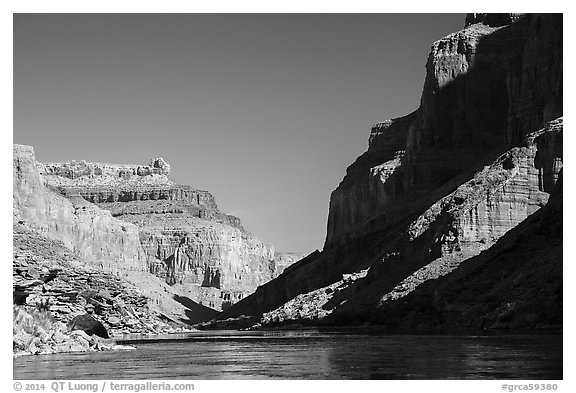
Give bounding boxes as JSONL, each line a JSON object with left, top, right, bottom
{"left": 68, "top": 314, "right": 109, "bottom": 338}
{"left": 107, "top": 315, "right": 122, "bottom": 326}
{"left": 51, "top": 330, "right": 67, "bottom": 344}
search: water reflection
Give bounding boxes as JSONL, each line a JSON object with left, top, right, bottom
{"left": 328, "top": 334, "right": 562, "bottom": 379}
{"left": 13, "top": 331, "right": 562, "bottom": 380}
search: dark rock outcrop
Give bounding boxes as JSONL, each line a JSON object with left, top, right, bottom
{"left": 216, "top": 13, "right": 562, "bottom": 331}
{"left": 68, "top": 314, "right": 109, "bottom": 338}
{"left": 336, "top": 169, "right": 563, "bottom": 331}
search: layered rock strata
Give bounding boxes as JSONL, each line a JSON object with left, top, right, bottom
{"left": 14, "top": 145, "right": 147, "bottom": 273}
{"left": 13, "top": 143, "right": 302, "bottom": 355}
{"left": 36, "top": 153, "right": 298, "bottom": 311}
{"left": 216, "top": 14, "right": 562, "bottom": 330}
{"left": 352, "top": 169, "right": 563, "bottom": 331}
{"left": 13, "top": 224, "right": 184, "bottom": 339}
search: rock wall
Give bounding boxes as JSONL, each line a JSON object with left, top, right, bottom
{"left": 533, "top": 118, "right": 563, "bottom": 192}
{"left": 217, "top": 13, "right": 562, "bottom": 328}
{"left": 465, "top": 13, "right": 526, "bottom": 27}
{"left": 128, "top": 213, "right": 279, "bottom": 311}
{"left": 42, "top": 160, "right": 217, "bottom": 207}
{"left": 134, "top": 217, "right": 276, "bottom": 309}
{"left": 326, "top": 15, "right": 558, "bottom": 248}
{"left": 13, "top": 224, "right": 185, "bottom": 340}
{"left": 37, "top": 153, "right": 299, "bottom": 312}
{"left": 272, "top": 252, "right": 307, "bottom": 277}
{"left": 326, "top": 112, "right": 415, "bottom": 243}
{"left": 347, "top": 168, "right": 563, "bottom": 332}
{"left": 506, "top": 14, "right": 563, "bottom": 145}
{"left": 13, "top": 145, "right": 147, "bottom": 272}
{"left": 42, "top": 158, "right": 170, "bottom": 179}
{"left": 326, "top": 13, "right": 561, "bottom": 256}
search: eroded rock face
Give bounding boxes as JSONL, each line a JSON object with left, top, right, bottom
{"left": 326, "top": 112, "right": 414, "bottom": 244}
{"left": 326, "top": 14, "right": 562, "bottom": 250}
{"left": 41, "top": 159, "right": 216, "bottom": 207}
{"left": 218, "top": 14, "right": 562, "bottom": 329}
{"left": 13, "top": 224, "right": 184, "bottom": 337}
{"left": 13, "top": 145, "right": 148, "bottom": 272}
{"left": 272, "top": 252, "right": 307, "bottom": 277}
{"left": 42, "top": 158, "right": 171, "bottom": 179}
{"left": 134, "top": 216, "right": 277, "bottom": 310}
{"left": 506, "top": 14, "right": 563, "bottom": 144}
{"left": 326, "top": 13, "right": 562, "bottom": 255}
{"left": 222, "top": 119, "right": 561, "bottom": 327}
{"left": 359, "top": 169, "right": 563, "bottom": 332}
{"left": 465, "top": 13, "right": 526, "bottom": 28}
{"left": 533, "top": 118, "right": 563, "bottom": 192}
{"left": 36, "top": 154, "right": 299, "bottom": 312}
{"left": 14, "top": 144, "right": 302, "bottom": 330}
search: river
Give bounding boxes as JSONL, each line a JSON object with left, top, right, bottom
{"left": 13, "top": 330, "right": 562, "bottom": 379}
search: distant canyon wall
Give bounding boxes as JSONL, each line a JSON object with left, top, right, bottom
{"left": 16, "top": 148, "right": 299, "bottom": 312}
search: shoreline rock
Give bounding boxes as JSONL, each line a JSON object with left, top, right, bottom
{"left": 13, "top": 306, "right": 136, "bottom": 358}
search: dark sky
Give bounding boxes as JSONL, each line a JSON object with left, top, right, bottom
{"left": 14, "top": 13, "right": 465, "bottom": 253}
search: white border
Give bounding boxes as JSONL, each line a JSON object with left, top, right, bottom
{"left": 4, "top": 1, "right": 572, "bottom": 391}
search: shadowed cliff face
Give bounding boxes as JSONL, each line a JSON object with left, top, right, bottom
{"left": 325, "top": 119, "right": 562, "bottom": 326}
{"left": 331, "top": 168, "right": 563, "bottom": 331}
{"left": 326, "top": 14, "right": 562, "bottom": 248}
{"left": 217, "top": 14, "right": 562, "bottom": 329}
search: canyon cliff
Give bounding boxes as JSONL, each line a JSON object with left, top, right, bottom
{"left": 14, "top": 145, "right": 193, "bottom": 336}
{"left": 13, "top": 144, "right": 301, "bottom": 348}
{"left": 37, "top": 156, "right": 299, "bottom": 311}
{"left": 214, "top": 13, "right": 562, "bottom": 331}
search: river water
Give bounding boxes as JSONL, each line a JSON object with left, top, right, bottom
{"left": 13, "top": 330, "right": 562, "bottom": 379}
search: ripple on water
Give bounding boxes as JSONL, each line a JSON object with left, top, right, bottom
{"left": 13, "top": 331, "right": 562, "bottom": 380}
